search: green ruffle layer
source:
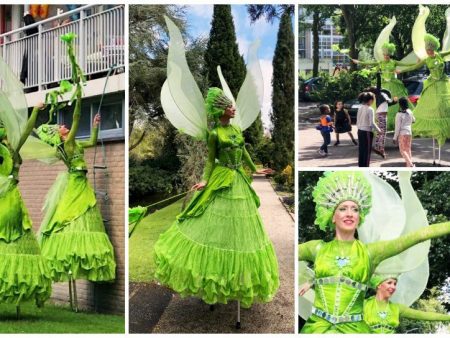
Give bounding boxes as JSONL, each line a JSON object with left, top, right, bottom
{"left": 412, "top": 78, "right": 450, "bottom": 146}
{"left": 154, "top": 224, "right": 279, "bottom": 308}
{"left": 0, "top": 230, "right": 52, "bottom": 305}
{"left": 40, "top": 206, "right": 116, "bottom": 282}
{"left": 154, "top": 170, "right": 279, "bottom": 308}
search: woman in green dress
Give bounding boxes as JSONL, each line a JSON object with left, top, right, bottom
{"left": 298, "top": 171, "right": 450, "bottom": 333}
{"left": 397, "top": 33, "right": 450, "bottom": 147}
{"left": 364, "top": 274, "right": 450, "bottom": 333}
{"left": 0, "top": 56, "right": 52, "bottom": 308}
{"left": 36, "top": 34, "right": 116, "bottom": 284}
{"left": 154, "top": 88, "right": 279, "bottom": 309}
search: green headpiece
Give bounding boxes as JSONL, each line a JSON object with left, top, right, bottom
{"left": 381, "top": 42, "right": 396, "bottom": 56}
{"left": 0, "top": 121, "right": 5, "bottom": 139}
{"left": 312, "top": 171, "right": 372, "bottom": 231}
{"left": 35, "top": 124, "right": 62, "bottom": 147}
{"left": 424, "top": 33, "right": 440, "bottom": 51}
{"left": 205, "top": 87, "right": 233, "bottom": 118}
{"left": 369, "top": 274, "right": 399, "bottom": 290}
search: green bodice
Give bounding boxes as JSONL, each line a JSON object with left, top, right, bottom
{"left": 425, "top": 54, "right": 446, "bottom": 81}
{"left": 58, "top": 142, "right": 88, "bottom": 172}
{"left": 364, "top": 297, "right": 399, "bottom": 333}
{"left": 313, "top": 240, "right": 371, "bottom": 320}
{"left": 379, "top": 60, "right": 397, "bottom": 82}
{"left": 215, "top": 125, "right": 245, "bottom": 169}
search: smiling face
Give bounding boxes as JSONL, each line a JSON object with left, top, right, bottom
{"left": 426, "top": 49, "right": 435, "bottom": 57}
{"left": 332, "top": 200, "right": 360, "bottom": 233}
{"left": 383, "top": 54, "right": 390, "bottom": 61}
{"left": 336, "top": 101, "right": 343, "bottom": 110}
{"left": 377, "top": 278, "right": 397, "bottom": 300}
{"left": 59, "top": 124, "right": 70, "bottom": 138}
{"left": 223, "top": 106, "right": 236, "bottom": 119}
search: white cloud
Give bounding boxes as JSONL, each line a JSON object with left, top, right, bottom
{"left": 188, "top": 5, "right": 213, "bottom": 19}
{"left": 237, "top": 37, "right": 250, "bottom": 57}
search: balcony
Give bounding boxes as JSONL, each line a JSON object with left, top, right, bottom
{"left": 0, "top": 4, "right": 124, "bottom": 91}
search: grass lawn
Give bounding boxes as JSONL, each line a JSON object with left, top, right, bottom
{"left": 129, "top": 199, "right": 183, "bottom": 282}
{"left": 0, "top": 301, "right": 124, "bottom": 333}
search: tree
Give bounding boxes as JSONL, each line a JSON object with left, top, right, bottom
{"left": 205, "top": 5, "right": 262, "bottom": 154}
{"left": 302, "top": 6, "right": 337, "bottom": 77}
{"left": 271, "top": 9, "right": 294, "bottom": 171}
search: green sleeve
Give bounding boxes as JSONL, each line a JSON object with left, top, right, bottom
{"left": 398, "top": 59, "right": 426, "bottom": 73}
{"left": 399, "top": 304, "right": 450, "bottom": 321}
{"left": 78, "top": 126, "right": 99, "bottom": 148}
{"left": 359, "top": 60, "right": 379, "bottom": 67}
{"left": 65, "top": 85, "right": 82, "bottom": 147}
{"left": 17, "top": 106, "right": 41, "bottom": 152}
{"left": 395, "top": 60, "right": 417, "bottom": 67}
{"left": 368, "top": 221, "right": 450, "bottom": 268}
{"left": 440, "top": 51, "right": 450, "bottom": 58}
{"left": 201, "top": 130, "right": 217, "bottom": 182}
{"left": 242, "top": 146, "right": 257, "bottom": 172}
{"left": 298, "top": 240, "right": 322, "bottom": 263}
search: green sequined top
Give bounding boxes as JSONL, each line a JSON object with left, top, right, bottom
{"left": 400, "top": 52, "right": 450, "bottom": 81}
{"left": 364, "top": 296, "right": 450, "bottom": 333}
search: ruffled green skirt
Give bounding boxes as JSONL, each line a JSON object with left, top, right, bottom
{"left": 0, "top": 181, "right": 52, "bottom": 305}
{"left": 39, "top": 172, "right": 116, "bottom": 282}
{"left": 412, "top": 78, "right": 450, "bottom": 146}
{"left": 382, "top": 79, "right": 414, "bottom": 131}
{"left": 154, "top": 169, "right": 279, "bottom": 308}
{"left": 301, "top": 315, "right": 371, "bottom": 333}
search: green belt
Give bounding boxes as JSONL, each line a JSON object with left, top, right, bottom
{"left": 371, "top": 323, "right": 395, "bottom": 331}
{"left": 312, "top": 306, "right": 363, "bottom": 324}
{"left": 218, "top": 161, "right": 242, "bottom": 170}
{"left": 315, "top": 276, "right": 368, "bottom": 291}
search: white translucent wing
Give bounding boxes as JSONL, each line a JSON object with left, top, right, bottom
{"left": 392, "top": 260, "right": 429, "bottom": 307}
{"left": 234, "top": 40, "right": 264, "bottom": 131}
{"left": 217, "top": 65, "right": 236, "bottom": 105}
{"left": 20, "top": 135, "right": 59, "bottom": 164}
{"left": 412, "top": 5, "right": 430, "bottom": 60}
{"left": 0, "top": 56, "right": 28, "bottom": 150}
{"left": 163, "top": 16, "right": 207, "bottom": 140}
{"left": 359, "top": 173, "right": 406, "bottom": 243}
{"left": 374, "top": 17, "right": 397, "bottom": 62}
{"left": 298, "top": 261, "right": 315, "bottom": 320}
{"left": 442, "top": 8, "right": 450, "bottom": 61}
{"left": 397, "top": 51, "right": 420, "bottom": 72}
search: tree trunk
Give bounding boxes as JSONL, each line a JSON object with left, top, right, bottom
{"left": 312, "top": 11, "right": 320, "bottom": 77}
{"left": 341, "top": 5, "right": 358, "bottom": 72}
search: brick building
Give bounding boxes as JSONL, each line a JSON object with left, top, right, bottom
{"left": 0, "top": 4, "right": 125, "bottom": 315}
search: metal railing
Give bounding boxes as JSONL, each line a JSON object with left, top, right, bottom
{"left": 0, "top": 5, "right": 124, "bottom": 90}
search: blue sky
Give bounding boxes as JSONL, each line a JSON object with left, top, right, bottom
{"left": 186, "top": 5, "right": 282, "bottom": 129}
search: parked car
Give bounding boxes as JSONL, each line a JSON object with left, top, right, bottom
{"left": 300, "top": 77, "right": 323, "bottom": 101}
{"left": 402, "top": 75, "right": 426, "bottom": 105}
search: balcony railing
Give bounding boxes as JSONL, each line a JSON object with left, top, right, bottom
{"left": 0, "top": 5, "right": 124, "bottom": 90}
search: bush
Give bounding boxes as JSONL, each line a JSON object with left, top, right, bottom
{"left": 129, "top": 164, "right": 178, "bottom": 202}
{"left": 274, "top": 164, "right": 294, "bottom": 192}
{"left": 311, "top": 71, "right": 372, "bottom": 105}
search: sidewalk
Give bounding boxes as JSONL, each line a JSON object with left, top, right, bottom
{"left": 298, "top": 123, "right": 450, "bottom": 167}
{"left": 130, "top": 175, "right": 295, "bottom": 333}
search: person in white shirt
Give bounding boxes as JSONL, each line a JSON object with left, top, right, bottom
{"left": 393, "top": 97, "right": 415, "bottom": 167}
{"left": 357, "top": 92, "right": 381, "bottom": 167}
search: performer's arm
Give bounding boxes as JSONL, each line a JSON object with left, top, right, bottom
{"left": 65, "top": 84, "right": 82, "bottom": 146}
{"left": 399, "top": 304, "right": 450, "bottom": 321}
{"left": 17, "top": 104, "right": 43, "bottom": 152}
{"left": 358, "top": 60, "right": 379, "bottom": 67}
{"left": 298, "top": 240, "right": 322, "bottom": 262}
{"left": 201, "top": 130, "right": 217, "bottom": 183}
{"left": 242, "top": 146, "right": 257, "bottom": 172}
{"left": 399, "top": 59, "right": 426, "bottom": 73}
{"left": 78, "top": 114, "right": 100, "bottom": 148}
{"left": 440, "top": 51, "right": 450, "bottom": 58}
{"left": 368, "top": 221, "right": 450, "bottom": 268}
{"left": 395, "top": 60, "right": 418, "bottom": 67}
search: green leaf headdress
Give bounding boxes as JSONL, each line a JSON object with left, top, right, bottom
{"left": 369, "top": 273, "right": 399, "bottom": 290}
{"left": 35, "top": 124, "right": 62, "bottom": 147}
{"left": 205, "top": 87, "right": 233, "bottom": 119}
{"left": 424, "top": 33, "right": 440, "bottom": 51}
{"left": 381, "top": 42, "right": 396, "bottom": 56}
{"left": 312, "top": 171, "right": 372, "bottom": 231}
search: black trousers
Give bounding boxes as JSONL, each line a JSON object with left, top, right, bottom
{"left": 358, "top": 129, "right": 373, "bottom": 167}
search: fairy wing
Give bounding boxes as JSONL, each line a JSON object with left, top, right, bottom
{"left": 234, "top": 41, "right": 264, "bottom": 131}
{"left": 0, "top": 56, "right": 28, "bottom": 151}
{"left": 20, "top": 135, "right": 59, "bottom": 164}
{"left": 412, "top": 5, "right": 430, "bottom": 61}
{"left": 161, "top": 16, "right": 207, "bottom": 140}
{"left": 375, "top": 171, "right": 430, "bottom": 307}
{"left": 374, "top": 17, "right": 397, "bottom": 62}
{"left": 442, "top": 8, "right": 450, "bottom": 61}
{"left": 298, "top": 261, "right": 315, "bottom": 320}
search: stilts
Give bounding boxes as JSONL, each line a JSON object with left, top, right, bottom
{"left": 432, "top": 138, "right": 442, "bottom": 166}
{"left": 16, "top": 305, "right": 20, "bottom": 320}
{"left": 235, "top": 301, "right": 241, "bottom": 329}
{"left": 68, "top": 271, "right": 78, "bottom": 312}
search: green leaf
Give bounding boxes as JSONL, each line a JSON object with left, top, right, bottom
{"left": 60, "top": 32, "right": 77, "bottom": 43}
